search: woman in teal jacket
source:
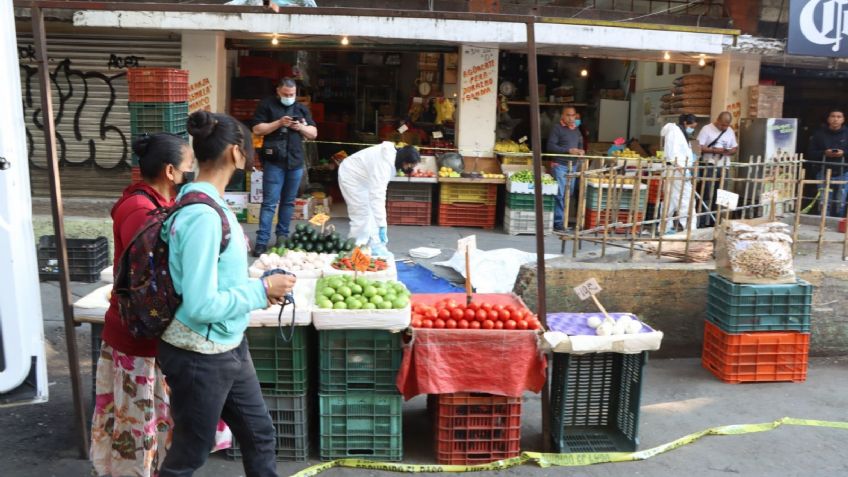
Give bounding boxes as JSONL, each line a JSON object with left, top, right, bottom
{"left": 157, "top": 111, "right": 295, "bottom": 477}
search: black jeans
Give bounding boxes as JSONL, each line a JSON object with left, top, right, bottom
{"left": 157, "top": 339, "right": 278, "bottom": 477}
{"left": 698, "top": 164, "right": 723, "bottom": 228}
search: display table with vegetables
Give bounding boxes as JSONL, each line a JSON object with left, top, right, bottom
{"left": 312, "top": 275, "right": 411, "bottom": 331}
{"left": 281, "top": 223, "right": 356, "bottom": 255}
{"left": 323, "top": 252, "right": 398, "bottom": 281}
{"left": 249, "top": 251, "right": 336, "bottom": 280}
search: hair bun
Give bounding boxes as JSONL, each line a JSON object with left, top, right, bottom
{"left": 131, "top": 134, "right": 152, "bottom": 158}
{"left": 187, "top": 111, "right": 217, "bottom": 140}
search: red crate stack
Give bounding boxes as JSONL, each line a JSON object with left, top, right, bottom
{"left": 387, "top": 201, "right": 431, "bottom": 226}
{"left": 584, "top": 210, "right": 644, "bottom": 234}
{"left": 230, "top": 99, "right": 261, "bottom": 121}
{"left": 433, "top": 393, "right": 522, "bottom": 465}
{"left": 127, "top": 68, "right": 189, "bottom": 103}
{"left": 438, "top": 203, "right": 497, "bottom": 229}
{"left": 131, "top": 167, "right": 141, "bottom": 184}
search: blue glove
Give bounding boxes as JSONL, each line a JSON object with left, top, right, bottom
{"left": 378, "top": 226, "right": 388, "bottom": 244}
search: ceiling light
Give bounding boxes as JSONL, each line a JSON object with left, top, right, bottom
{"left": 580, "top": 68, "right": 588, "bottom": 77}
{"left": 663, "top": 51, "right": 671, "bottom": 61}
{"left": 271, "top": 35, "right": 279, "bottom": 46}
{"left": 341, "top": 36, "right": 350, "bottom": 46}
{"left": 698, "top": 55, "right": 706, "bottom": 67}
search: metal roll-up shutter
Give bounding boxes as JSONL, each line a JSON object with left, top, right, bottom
{"left": 17, "top": 33, "right": 181, "bottom": 198}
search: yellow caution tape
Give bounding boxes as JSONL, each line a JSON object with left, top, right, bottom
{"left": 289, "top": 417, "right": 848, "bottom": 476}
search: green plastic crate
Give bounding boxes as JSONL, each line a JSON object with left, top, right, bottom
{"left": 706, "top": 273, "right": 812, "bottom": 333}
{"left": 319, "top": 393, "right": 403, "bottom": 461}
{"left": 585, "top": 183, "right": 647, "bottom": 211}
{"left": 129, "top": 102, "right": 189, "bottom": 136}
{"left": 551, "top": 351, "right": 646, "bottom": 453}
{"left": 505, "top": 193, "right": 555, "bottom": 211}
{"left": 226, "top": 393, "right": 310, "bottom": 462}
{"left": 318, "top": 330, "right": 402, "bottom": 393}
{"left": 246, "top": 327, "right": 309, "bottom": 395}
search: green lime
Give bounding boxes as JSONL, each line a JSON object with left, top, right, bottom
{"left": 392, "top": 296, "right": 409, "bottom": 309}
{"left": 363, "top": 286, "right": 377, "bottom": 298}
{"left": 331, "top": 294, "right": 344, "bottom": 303}
{"left": 321, "top": 287, "right": 336, "bottom": 298}
{"left": 379, "top": 301, "right": 393, "bottom": 310}
{"left": 333, "top": 301, "right": 348, "bottom": 310}
{"left": 351, "top": 284, "right": 363, "bottom": 295}
{"left": 370, "top": 295, "right": 384, "bottom": 305}
{"left": 338, "top": 286, "right": 352, "bottom": 298}
{"left": 363, "top": 302, "right": 377, "bottom": 310}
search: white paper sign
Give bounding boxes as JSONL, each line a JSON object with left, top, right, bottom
{"left": 457, "top": 235, "right": 477, "bottom": 254}
{"left": 715, "top": 189, "right": 740, "bottom": 210}
{"left": 518, "top": 136, "right": 528, "bottom": 144}
{"left": 397, "top": 124, "right": 409, "bottom": 134}
{"left": 432, "top": 131, "right": 444, "bottom": 139}
{"left": 413, "top": 97, "right": 424, "bottom": 104}
{"left": 574, "top": 278, "right": 602, "bottom": 301}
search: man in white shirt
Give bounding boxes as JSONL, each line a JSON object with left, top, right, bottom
{"left": 697, "top": 112, "right": 738, "bottom": 227}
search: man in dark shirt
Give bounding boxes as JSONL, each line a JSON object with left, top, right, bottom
{"left": 807, "top": 108, "right": 848, "bottom": 217}
{"left": 251, "top": 77, "right": 318, "bottom": 256}
{"left": 547, "top": 106, "right": 585, "bottom": 231}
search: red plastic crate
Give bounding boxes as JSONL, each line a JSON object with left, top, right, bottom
{"left": 646, "top": 176, "right": 663, "bottom": 204}
{"left": 310, "top": 103, "right": 325, "bottom": 123}
{"left": 238, "top": 56, "right": 284, "bottom": 79}
{"left": 131, "top": 166, "right": 141, "bottom": 184}
{"left": 387, "top": 200, "right": 431, "bottom": 226}
{"left": 435, "top": 393, "right": 522, "bottom": 465}
{"left": 230, "top": 99, "right": 260, "bottom": 121}
{"left": 839, "top": 218, "right": 846, "bottom": 234}
{"left": 438, "top": 203, "right": 496, "bottom": 229}
{"left": 701, "top": 320, "right": 809, "bottom": 384}
{"left": 584, "top": 209, "right": 644, "bottom": 234}
{"left": 317, "top": 121, "right": 348, "bottom": 141}
{"left": 127, "top": 68, "right": 189, "bottom": 102}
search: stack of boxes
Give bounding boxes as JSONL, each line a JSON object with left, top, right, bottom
{"left": 126, "top": 68, "right": 189, "bottom": 183}
{"left": 437, "top": 183, "right": 498, "bottom": 229}
{"left": 431, "top": 392, "right": 523, "bottom": 464}
{"left": 503, "top": 175, "right": 558, "bottom": 235}
{"left": 583, "top": 179, "right": 648, "bottom": 234}
{"left": 386, "top": 182, "right": 433, "bottom": 226}
{"left": 317, "top": 330, "right": 404, "bottom": 461}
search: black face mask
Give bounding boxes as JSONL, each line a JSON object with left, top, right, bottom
{"left": 176, "top": 171, "right": 195, "bottom": 192}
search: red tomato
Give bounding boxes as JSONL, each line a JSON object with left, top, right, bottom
{"left": 411, "top": 319, "right": 423, "bottom": 328}
{"left": 513, "top": 309, "right": 528, "bottom": 320}
{"left": 517, "top": 319, "right": 529, "bottom": 330}
{"left": 438, "top": 309, "right": 451, "bottom": 320}
{"left": 499, "top": 309, "right": 511, "bottom": 322}
{"left": 412, "top": 313, "right": 423, "bottom": 321}
{"left": 445, "top": 319, "right": 457, "bottom": 329}
{"left": 494, "top": 320, "right": 504, "bottom": 329}
{"left": 470, "top": 321, "right": 481, "bottom": 329}
{"left": 476, "top": 310, "right": 488, "bottom": 321}
{"left": 434, "top": 319, "right": 446, "bottom": 329}
{"left": 492, "top": 304, "right": 504, "bottom": 312}
{"left": 451, "top": 308, "right": 465, "bottom": 321}
{"left": 482, "top": 320, "right": 495, "bottom": 329}
{"left": 422, "top": 319, "right": 433, "bottom": 328}
{"left": 505, "top": 305, "right": 517, "bottom": 314}
{"left": 467, "top": 302, "right": 480, "bottom": 311}
{"left": 458, "top": 319, "right": 470, "bottom": 329}
{"left": 446, "top": 300, "right": 458, "bottom": 309}
{"left": 481, "top": 303, "right": 494, "bottom": 311}
{"left": 464, "top": 308, "right": 476, "bottom": 321}
{"left": 505, "top": 319, "right": 517, "bottom": 330}
{"left": 425, "top": 309, "right": 437, "bottom": 319}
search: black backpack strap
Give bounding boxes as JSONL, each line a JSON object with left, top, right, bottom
{"left": 170, "top": 191, "right": 232, "bottom": 254}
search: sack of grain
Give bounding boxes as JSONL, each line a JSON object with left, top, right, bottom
{"left": 668, "top": 106, "right": 712, "bottom": 115}
{"left": 673, "top": 74, "right": 713, "bottom": 86}
{"left": 672, "top": 98, "right": 712, "bottom": 107}
{"left": 673, "top": 83, "right": 713, "bottom": 94}
{"left": 674, "top": 91, "right": 713, "bottom": 100}
{"left": 715, "top": 221, "right": 795, "bottom": 284}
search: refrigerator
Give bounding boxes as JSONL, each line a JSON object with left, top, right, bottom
{"left": 735, "top": 118, "right": 799, "bottom": 210}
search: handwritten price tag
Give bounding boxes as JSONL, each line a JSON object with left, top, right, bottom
{"left": 432, "top": 131, "right": 444, "bottom": 139}
{"left": 309, "top": 213, "right": 330, "bottom": 227}
{"left": 715, "top": 189, "right": 740, "bottom": 210}
{"left": 574, "top": 278, "right": 603, "bottom": 301}
{"left": 350, "top": 247, "right": 371, "bottom": 273}
{"left": 518, "top": 136, "right": 528, "bottom": 144}
{"left": 457, "top": 235, "right": 477, "bottom": 254}
{"left": 397, "top": 124, "right": 409, "bottom": 134}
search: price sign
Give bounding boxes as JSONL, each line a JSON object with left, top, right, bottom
{"left": 413, "top": 97, "right": 424, "bottom": 104}
{"left": 574, "top": 278, "right": 603, "bottom": 301}
{"left": 457, "top": 235, "right": 477, "bottom": 254}
{"left": 432, "top": 131, "right": 444, "bottom": 139}
{"left": 518, "top": 136, "right": 528, "bottom": 144}
{"left": 309, "top": 213, "right": 330, "bottom": 227}
{"left": 715, "top": 189, "right": 740, "bottom": 210}
{"left": 350, "top": 247, "right": 370, "bottom": 273}
{"left": 397, "top": 124, "right": 409, "bottom": 134}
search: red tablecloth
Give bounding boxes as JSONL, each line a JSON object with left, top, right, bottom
{"left": 396, "top": 328, "right": 547, "bottom": 400}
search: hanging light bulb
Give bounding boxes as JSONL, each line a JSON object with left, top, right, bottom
{"left": 663, "top": 51, "right": 671, "bottom": 61}
{"left": 341, "top": 36, "right": 350, "bottom": 46}
{"left": 698, "top": 55, "right": 706, "bottom": 67}
{"left": 580, "top": 68, "right": 588, "bottom": 77}
{"left": 271, "top": 35, "right": 279, "bottom": 46}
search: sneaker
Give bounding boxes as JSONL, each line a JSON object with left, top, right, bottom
{"left": 252, "top": 243, "right": 267, "bottom": 258}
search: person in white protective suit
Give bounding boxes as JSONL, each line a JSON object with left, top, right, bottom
{"left": 660, "top": 114, "right": 699, "bottom": 233}
{"left": 338, "top": 142, "right": 421, "bottom": 256}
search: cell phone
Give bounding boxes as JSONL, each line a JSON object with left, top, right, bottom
{"left": 289, "top": 116, "right": 304, "bottom": 122}
{"left": 831, "top": 149, "right": 839, "bottom": 153}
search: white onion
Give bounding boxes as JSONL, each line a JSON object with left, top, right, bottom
{"left": 596, "top": 322, "right": 613, "bottom": 336}
{"left": 625, "top": 321, "right": 644, "bottom": 334}
{"left": 587, "top": 316, "right": 603, "bottom": 329}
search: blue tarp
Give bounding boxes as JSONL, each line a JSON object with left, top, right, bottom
{"left": 396, "top": 260, "right": 464, "bottom": 294}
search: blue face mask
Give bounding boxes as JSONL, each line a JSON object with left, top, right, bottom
{"left": 280, "top": 97, "right": 295, "bottom": 107}
{"left": 685, "top": 126, "right": 695, "bottom": 135}
{"left": 575, "top": 119, "right": 582, "bottom": 127}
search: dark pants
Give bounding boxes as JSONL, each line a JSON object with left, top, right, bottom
{"left": 697, "top": 164, "right": 723, "bottom": 228}
{"left": 257, "top": 161, "right": 304, "bottom": 246}
{"left": 157, "top": 339, "right": 278, "bottom": 477}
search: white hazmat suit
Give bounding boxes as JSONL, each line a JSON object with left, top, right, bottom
{"left": 338, "top": 141, "right": 396, "bottom": 250}
{"left": 661, "top": 122, "right": 698, "bottom": 233}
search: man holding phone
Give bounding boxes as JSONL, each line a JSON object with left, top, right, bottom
{"left": 251, "top": 77, "right": 318, "bottom": 256}
{"left": 808, "top": 108, "right": 848, "bottom": 217}
{"left": 697, "top": 111, "right": 738, "bottom": 227}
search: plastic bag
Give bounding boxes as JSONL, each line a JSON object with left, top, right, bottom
{"left": 716, "top": 221, "right": 795, "bottom": 283}
{"left": 434, "top": 248, "right": 559, "bottom": 293}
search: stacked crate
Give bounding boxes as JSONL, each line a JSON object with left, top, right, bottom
{"left": 702, "top": 273, "right": 812, "bottom": 383}
{"left": 504, "top": 193, "right": 556, "bottom": 236}
{"left": 438, "top": 183, "right": 498, "bottom": 229}
{"left": 583, "top": 181, "right": 647, "bottom": 234}
{"left": 318, "top": 330, "right": 403, "bottom": 461}
{"left": 387, "top": 183, "right": 433, "bottom": 226}
{"left": 127, "top": 68, "right": 189, "bottom": 183}
{"left": 432, "top": 392, "right": 522, "bottom": 465}
{"left": 226, "top": 327, "right": 312, "bottom": 461}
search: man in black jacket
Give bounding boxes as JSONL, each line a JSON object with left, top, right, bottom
{"left": 252, "top": 77, "right": 318, "bottom": 256}
{"left": 807, "top": 109, "right": 848, "bottom": 217}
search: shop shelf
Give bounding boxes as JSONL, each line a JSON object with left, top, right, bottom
{"left": 503, "top": 207, "right": 553, "bottom": 236}
{"left": 499, "top": 155, "right": 533, "bottom": 166}
{"left": 226, "top": 393, "right": 310, "bottom": 462}
{"left": 127, "top": 68, "right": 188, "bottom": 102}
{"left": 37, "top": 236, "right": 110, "bottom": 283}
{"left": 551, "top": 351, "right": 646, "bottom": 453}
{"left": 318, "top": 330, "right": 402, "bottom": 394}
{"left": 438, "top": 203, "right": 497, "bottom": 229}
{"left": 583, "top": 209, "right": 644, "bottom": 234}
{"left": 128, "top": 102, "right": 189, "bottom": 136}
{"left": 319, "top": 393, "right": 403, "bottom": 461}
{"left": 706, "top": 273, "right": 812, "bottom": 333}
{"left": 387, "top": 200, "right": 431, "bottom": 226}
{"left": 246, "top": 326, "right": 310, "bottom": 395}
{"left": 702, "top": 320, "right": 809, "bottom": 384}
{"left": 387, "top": 182, "right": 433, "bottom": 202}
{"left": 230, "top": 99, "right": 261, "bottom": 121}
{"left": 585, "top": 182, "right": 648, "bottom": 211}
{"left": 505, "top": 192, "right": 555, "bottom": 212}
{"left": 439, "top": 183, "right": 498, "bottom": 205}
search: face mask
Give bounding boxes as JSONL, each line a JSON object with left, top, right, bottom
{"left": 280, "top": 97, "right": 295, "bottom": 107}
{"left": 174, "top": 170, "right": 194, "bottom": 193}
{"left": 575, "top": 119, "right": 582, "bottom": 127}
{"left": 685, "top": 127, "right": 695, "bottom": 135}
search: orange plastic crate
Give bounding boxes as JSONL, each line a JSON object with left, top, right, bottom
{"left": 701, "top": 320, "right": 809, "bottom": 384}
{"left": 839, "top": 218, "right": 846, "bottom": 234}
{"left": 434, "top": 393, "right": 522, "bottom": 465}
{"left": 127, "top": 68, "right": 189, "bottom": 102}
{"left": 646, "top": 176, "right": 663, "bottom": 204}
{"left": 438, "top": 203, "right": 496, "bottom": 229}
{"left": 387, "top": 201, "right": 431, "bottom": 226}
{"left": 583, "top": 209, "right": 644, "bottom": 234}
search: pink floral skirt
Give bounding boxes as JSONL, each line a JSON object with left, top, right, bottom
{"left": 90, "top": 343, "right": 232, "bottom": 477}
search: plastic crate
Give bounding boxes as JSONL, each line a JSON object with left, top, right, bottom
{"left": 706, "top": 273, "right": 812, "bottom": 333}
{"left": 128, "top": 102, "right": 189, "bottom": 136}
{"left": 226, "top": 393, "right": 310, "bottom": 461}
{"left": 702, "top": 320, "right": 809, "bottom": 384}
{"left": 438, "top": 203, "right": 497, "bottom": 229}
{"left": 839, "top": 218, "right": 846, "bottom": 234}
{"left": 583, "top": 209, "right": 644, "bottom": 234}
{"left": 387, "top": 200, "right": 431, "bottom": 226}
{"left": 319, "top": 393, "right": 403, "bottom": 461}
{"left": 127, "top": 68, "right": 189, "bottom": 102}
{"left": 317, "top": 121, "right": 349, "bottom": 141}
{"left": 246, "top": 327, "right": 309, "bottom": 395}
{"left": 551, "top": 351, "right": 646, "bottom": 453}
{"left": 439, "top": 183, "right": 498, "bottom": 205}
{"left": 646, "top": 175, "right": 663, "bottom": 204}
{"left": 238, "top": 56, "right": 285, "bottom": 79}
{"left": 318, "top": 330, "right": 402, "bottom": 394}
{"left": 387, "top": 182, "right": 433, "bottom": 202}
{"left": 231, "top": 99, "right": 261, "bottom": 121}
{"left": 504, "top": 207, "right": 553, "bottom": 236}
{"left": 585, "top": 183, "right": 648, "bottom": 211}
{"left": 435, "top": 393, "right": 522, "bottom": 465}
{"left": 37, "top": 236, "right": 110, "bottom": 283}
{"left": 505, "top": 192, "right": 555, "bottom": 212}
{"left": 131, "top": 166, "right": 141, "bottom": 184}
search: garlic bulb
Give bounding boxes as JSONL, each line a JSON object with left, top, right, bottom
{"left": 587, "top": 316, "right": 603, "bottom": 329}
{"left": 596, "top": 322, "right": 613, "bottom": 336}
{"left": 625, "top": 321, "right": 644, "bottom": 334}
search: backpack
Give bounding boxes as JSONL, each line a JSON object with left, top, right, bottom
{"left": 113, "top": 191, "right": 232, "bottom": 339}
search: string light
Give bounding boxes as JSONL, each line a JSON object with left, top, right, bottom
{"left": 580, "top": 68, "right": 588, "bottom": 77}
{"left": 663, "top": 51, "right": 671, "bottom": 61}
{"left": 341, "top": 36, "right": 350, "bottom": 46}
{"left": 271, "top": 34, "right": 278, "bottom": 46}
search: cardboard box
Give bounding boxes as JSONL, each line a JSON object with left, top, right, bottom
{"left": 291, "top": 197, "right": 310, "bottom": 221}
{"left": 246, "top": 203, "right": 278, "bottom": 225}
{"left": 249, "top": 170, "right": 263, "bottom": 203}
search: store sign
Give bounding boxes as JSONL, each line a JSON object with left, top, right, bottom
{"left": 574, "top": 278, "right": 602, "bottom": 301}
{"left": 788, "top": 0, "right": 848, "bottom": 57}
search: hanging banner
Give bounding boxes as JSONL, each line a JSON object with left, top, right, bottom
{"left": 788, "top": 0, "right": 848, "bottom": 57}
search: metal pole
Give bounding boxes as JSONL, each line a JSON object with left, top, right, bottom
{"left": 525, "top": 19, "right": 551, "bottom": 454}
{"left": 32, "top": 5, "right": 90, "bottom": 458}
